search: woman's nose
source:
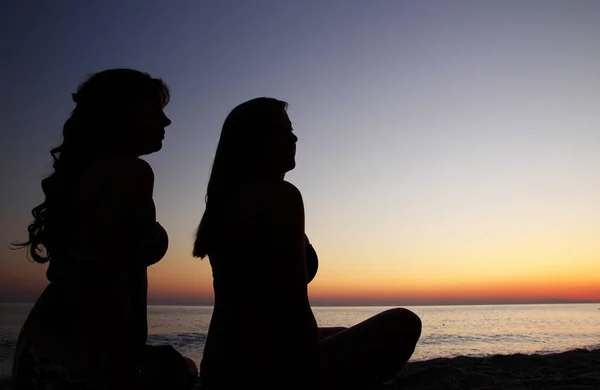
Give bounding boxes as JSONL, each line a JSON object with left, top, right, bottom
{"left": 163, "top": 113, "right": 172, "bottom": 127}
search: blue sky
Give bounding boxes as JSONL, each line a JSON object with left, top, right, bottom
{"left": 1, "top": 1, "right": 600, "bottom": 305}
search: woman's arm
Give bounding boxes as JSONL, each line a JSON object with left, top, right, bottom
{"left": 242, "top": 181, "right": 313, "bottom": 300}
{"left": 72, "top": 157, "right": 158, "bottom": 389}
{"left": 243, "top": 181, "right": 320, "bottom": 386}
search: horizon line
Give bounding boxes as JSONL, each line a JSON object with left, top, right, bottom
{"left": 2, "top": 299, "right": 599, "bottom": 307}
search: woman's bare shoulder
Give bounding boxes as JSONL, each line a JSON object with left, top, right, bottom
{"left": 81, "top": 157, "right": 154, "bottom": 196}
{"left": 97, "top": 156, "right": 153, "bottom": 183}
{"left": 277, "top": 180, "right": 303, "bottom": 203}
{"left": 237, "top": 180, "right": 303, "bottom": 216}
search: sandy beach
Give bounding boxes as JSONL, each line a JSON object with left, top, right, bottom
{"left": 390, "top": 348, "right": 600, "bottom": 389}
{"left": 182, "top": 348, "right": 599, "bottom": 389}
{"left": 1, "top": 348, "right": 598, "bottom": 389}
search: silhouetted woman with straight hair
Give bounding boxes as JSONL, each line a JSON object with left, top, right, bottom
{"left": 193, "top": 97, "right": 422, "bottom": 390}
{"left": 12, "top": 69, "right": 197, "bottom": 390}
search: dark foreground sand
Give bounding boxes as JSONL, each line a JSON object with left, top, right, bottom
{"left": 1, "top": 348, "right": 598, "bottom": 389}
{"left": 389, "top": 348, "right": 600, "bottom": 390}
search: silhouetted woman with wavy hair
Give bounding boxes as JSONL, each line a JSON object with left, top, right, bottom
{"left": 193, "top": 97, "right": 422, "bottom": 390}
{"left": 12, "top": 69, "right": 197, "bottom": 390}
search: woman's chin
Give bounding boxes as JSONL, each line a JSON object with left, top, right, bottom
{"left": 285, "top": 160, "right": 296, "bottom": 172}
{"left": 139, "top": 142, "right": 163, "bottom": 155}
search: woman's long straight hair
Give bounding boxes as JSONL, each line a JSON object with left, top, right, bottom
{"left": 193, "top": 97, "right": 288, "bottom": 259}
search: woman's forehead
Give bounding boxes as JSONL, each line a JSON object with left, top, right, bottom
{"left": 280, "top": 110, "right": 292, "bottom": 125}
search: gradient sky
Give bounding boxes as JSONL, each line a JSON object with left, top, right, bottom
{"left": 1, "top": 1, "right": 599, "bottom": 305}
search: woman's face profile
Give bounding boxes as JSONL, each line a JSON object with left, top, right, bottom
{"left": 130, "top": 99, "right": 172, "bottom": 155}
{"left": 264, "top": 110, "right": 298, "bottom": 175}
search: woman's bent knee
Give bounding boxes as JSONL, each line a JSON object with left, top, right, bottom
{"left": 382, "top": 308, "right": 422, "bottom": 341}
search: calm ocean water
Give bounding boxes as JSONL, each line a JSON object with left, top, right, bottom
{"left": 1, "top": 303, "right": 599, "bottom": 379}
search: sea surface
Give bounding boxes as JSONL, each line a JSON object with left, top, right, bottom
{"left": 1, "top": 303, "right": 599, "bottom": 379}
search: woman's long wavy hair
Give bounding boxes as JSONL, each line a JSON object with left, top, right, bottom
{"left": 13, "top": 69, "right": 170, "bottom": 263}
{"left": 193, "top": 97, "right": 288, "bottom": 259}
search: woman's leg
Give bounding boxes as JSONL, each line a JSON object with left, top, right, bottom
{"left": 319, "top": 308, "right": 421, "bottom": 390}
{"left": 318, "top": 327, "right": 347, "bottom": 340}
